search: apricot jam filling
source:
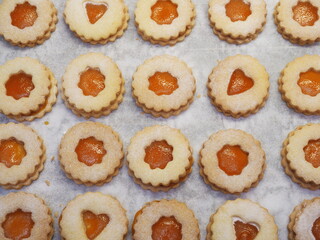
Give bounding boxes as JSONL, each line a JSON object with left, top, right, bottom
{"left": 82, "top": 211, "right": 109, "bottom": 240}
{"left": 85, "top": 3, "right": 108, "bottom": 24}
{"left": 5, "top": 72, "right": 35, "bottom": 100}
{"left": 2, "top": 209, "right": 34, "bottom": 240}
{"left": 293, "top": 1, "right": 319, "bottom": 27}
{"left": 312, "top": 217, "right": 320, "bottom": 240}
{"left": 234, "top": 220, "right": 259, "bottom": 240}
{"left": 78, "top": 68, "right": 105, "bottom": 97}
{"left": 144, "top": 140, "right": 173, "bottom": 169}
{"left": 298, "top": 69, "right": 320, "bottom": 97}
{"left": 10, "top": 2, "right": 38, "bottom": 29}
{"left": 0, "top": 138, "right": 26, "bottom": 168}
{"left": 217, "top": 145, "right": 249, "bottom": 176}
{"left": 151, "top": 0, "right": 178, "bottom": 25}
{"left": 227, "top": 69, "right": 254, "bottom": 96}
{"left": 303, "top": 139, "right": 320, "bottom": 168}
{"left": 152, "top": 216, "right": 182, "bottom": 240}
{"left": 226, "top": 0, "right": 252, "bottom": 22}
{"left": 148, "top": 72, "right": 179, "bottom": 96}
{"left": 75, "top": 137, "right": 107, "bottom": 167}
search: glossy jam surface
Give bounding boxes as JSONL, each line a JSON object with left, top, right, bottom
{"left": 152, "top": 216, "right": 182, "bottom": 240}
{"left": 227, "top": 69, "right": 254, "bottom": 96}
{"left": 6, "top": 72, "right": 34, "bottom": 100}
{"left": 234, "top": 220, "right": 259, "bottom": 240}
{"left": 78, "top": 68, "right": 105, "bottom": 97}
{"left": 151, "top": 0, "right": 178, "bottom": 25}
{"left": 293, "top": 1, "right": 319, "bottom": 26}
{"left": 298, "top": 70, "right": 320, "bottom": 97}
{"left": 312, "top": 217, "right": 320, "bottom": 240}
{"left": 217, "top": 145, "right": 249, "bottom": 176}
{"left": 304, "top": 139, "right": 320, "bottom": 168}
{"left": 85, "top": 3, "right": 108, "bottom": 24}
{"left": 75, "top": 137, "right": 107, "bottom": 166}
{"left": 148, "top": 72, "right": 179, "bottom": 96}
{"left": 144, "top": 140, "right": 173, "bottom": 169}
{"left": 2, "top": 209, "right": 34, "bottom": 240}
{"left": 226, "top": 0, "right": 252, "bottom": 22}
{"left": 10, "top": 2, "right": 38, "bottom": 29}
{"left": 83, "top": 211, "right": 109, "bottom": 240}
{"left": 0, "top": 138, "right": 26, "bottom": 168}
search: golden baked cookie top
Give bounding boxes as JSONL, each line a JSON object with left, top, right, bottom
{"left": 60, "top": 192, "right": 128, "bottom": 240}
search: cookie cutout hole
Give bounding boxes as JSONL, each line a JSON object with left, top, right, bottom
{"left": 312, "top": 217, "right": 320, "bottom": 239}
{"left": 293, "top": 1, "right": 318, "bottom": 27}
{"left": 5, "top": 72, "right": 34, "bottom": 100}
{"left": 227, "top": 69, "right": 254, "bottom": 96}
{"left": 0, "top": 138, "right": 26, "bottom": 168}
{"left": 10, "top": 2, "right": 38, "bottom": 29}
{"left": 303, "top": 139, "right": 320, "bottom": 168}
{"left": 233, "top": 217, "right": 259, "bottom": 240}
{"left": 217, "top": 145, "right": 249, "bottom": 176}
{"left": 148, "top": 72, "right": 179, "bottom": 96}
{"left": 85, "top": 2, "right": 108, "bottom": 24}
{"left": 79, "top": 68, "right": 105, "bottom": 97}
{"left": 152, "top": 216, "right": 182, "bottom": 240}
{"left": 226, "top": 0, "right": 252, "bottom": 22}
{"left": 2, "top": 209, "right": 34, "bottom": 240}
{"left": 298, "top": 69, "right": 320, "bottom": 97}
{"left": 151, "top": 0, "right": 178, "bottom": 25}
{"left": 144, "top": 140, "right": 173, "bottom": 169}
{"left": 75, "top": 137, "right": 107, "bottom": 166}
{"left": 82, "top": 211, "right": 109, "bottom": 240}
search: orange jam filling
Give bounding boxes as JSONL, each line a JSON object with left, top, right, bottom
{"left": 312, "top": 217, "right": 320, "bottom": 240}
{"left": 10, "top": 2, "right": 38, "bottom": 29}
{"left": 85, "top": 3, "right": 108, "bottom": 24}
{"left": 2, "top": 209, "right": 34, "bottom": 240}
{"left": 227, "top": 69, "right": 254, "bottom": 96}
{"left": 82, "top": 211, "right": 109, "bottom": 240}
{"left": 5, "top": 72, "right": 34, "bottom": 100}
{"left": 151, "top": 0, "right": 178, "bottom": 25}
{"left": 293, "top": 1, "right": 319, "bottom": 26}
{"left": 298, "top": 70, "right": 320, "bottom": 97}
{"left": 75, "top": 137, "right": 107, "bottom": 167}
{"left": 79, "top": 68, "right": 105, "bottom": 97}
{"left": 0, "top": 138, "right": 26, "bottom": 168}
{"left": 303, "top": 139, "right": 320, "bottom": 168}
{"left": 148, "top": 72, "right": 179, "bottom": 96}
{"left": 217, "top": 145, "right": 249, "bottom": 176}
{"left": 234, "top": 220, "right": 259, "bottom": 240}
{"left": 226, "top": 0, "right": 252, "bottom": 22}
{"left": 144, "top": 140, "right": 173, "bottom": 169}
{"left": 152, "top": 216, "right": 182, "bottom": 240}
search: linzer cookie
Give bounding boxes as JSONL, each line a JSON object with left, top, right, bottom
{"left": 208, "top": 55, "right": 269, "bottom": 118}
{"left": 281, "top": 123, "right": 320, "bottom": 190}
{"left": 60, "top": 192, "right": 128, "bottom": 240}
{"left": 274, "top": 0, "right": 320, "bottom": 45}
{"left": 0, "top": 123, "right": 46, "bottom": 189}
{"left": 59, "top": 121, "right": 124, "bottom": 186}
{"left": 62, "top": 53, "right": 124, "bottom": 118}
{"left": 199, "top": 129, "right": 266, "bottom": 194}
{"left": 0, "top": 0, "right": 57, "bottom": 47}
{"left": 132, "top": 55, "right": 196, "bottom": 118}
{"left": 135, "top": 0, "right": 195, "bottom": 46}
{"left": 133, "top": 199, "right": 200, "bottom": 240}
{"left": 127, "top": 125, "right": 193, "bottom": 191}
{"left": 288, "top": 197, "right": 320, "bottom": 240}
{"left": 64, "top": 0, "right": 129, "bottom": 44}
{"left": 279, "top": 55, "right": 320, "bottom": 115}
{"left": 0, "top": 192, "right": 53, "bottom": 240}
{"left": 0, "top": 57, "right": 58, "bottom": 122}
{"left": 207, "top": 199, "right": 278, "bottom": 240}
{"left": 209, "top": 0, "right": 267, "bottom": 44}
